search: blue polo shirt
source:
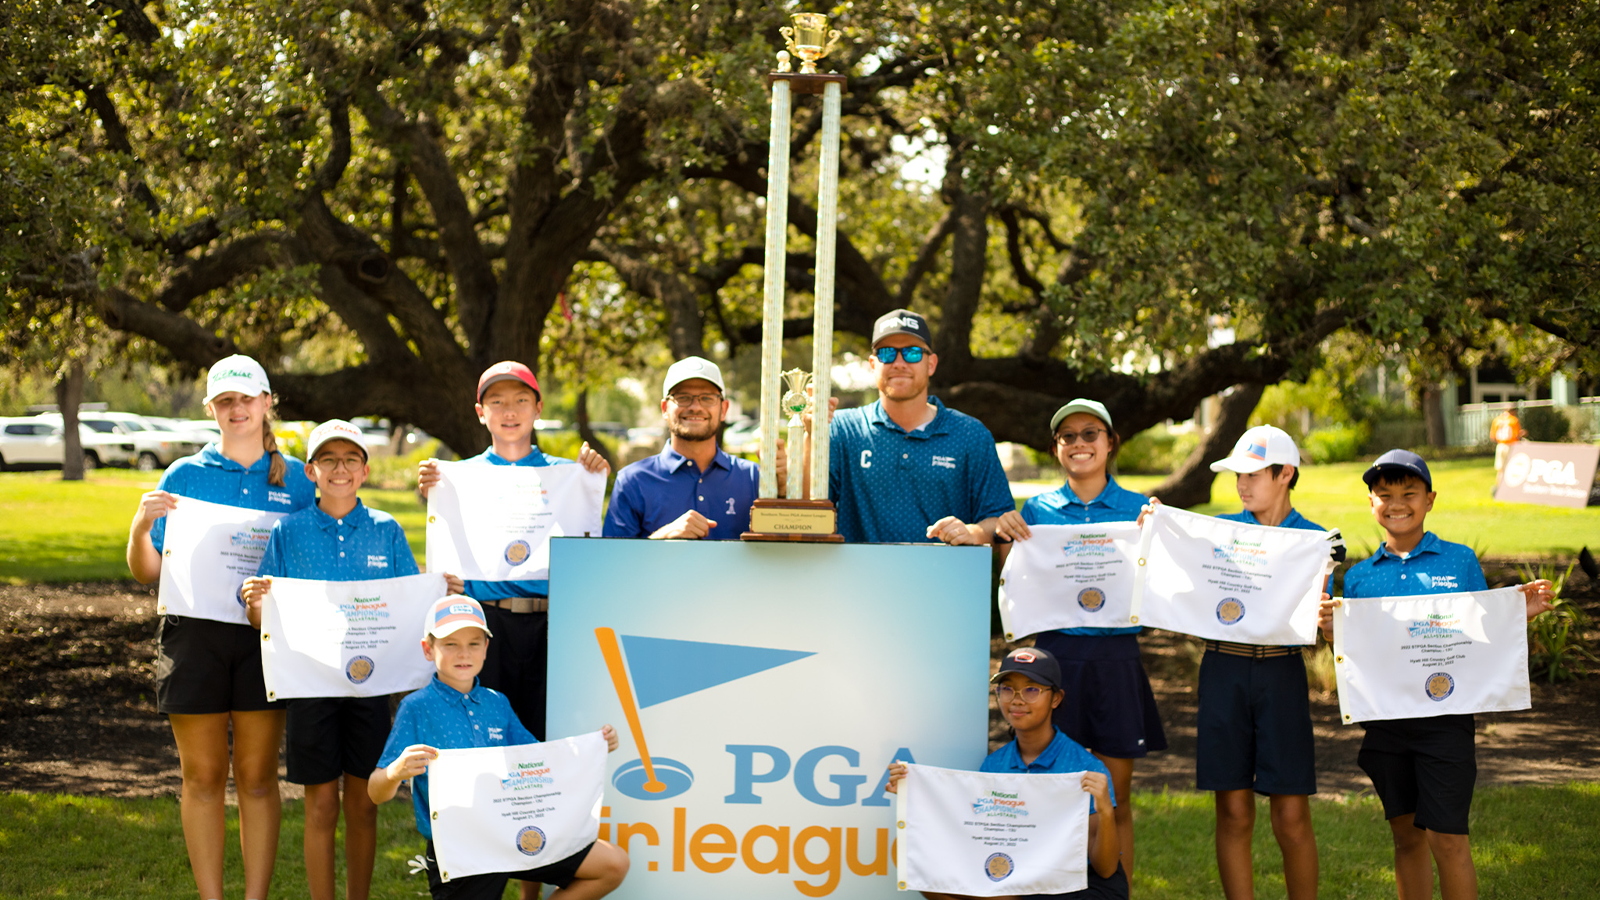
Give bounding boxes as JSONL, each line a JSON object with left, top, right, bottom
{"left": 377, "top": 674, "right": 539, "bottom": 839}
{"left": 1343, "top": 531, "right": 1488, "bottom": 598}
{"left": 1021, "top": 477, "right": 1147, "bottom": 636}
{"left": 827, "top": 397, "right": 1014, "bottom": 543}
{"left": 151, "top": 443, "right": 316, "bottom": 553}
{"left": 979, "top": 727, "right": 1115, "bottom": 813}
{"left": 256, "top": 500, "right": 420, "bottom": 580}
{"left": 602, "top": 444, "right": 758, "bottom": 540}
{"left": 460, "top": 447, "right": 573, "bottom": 600}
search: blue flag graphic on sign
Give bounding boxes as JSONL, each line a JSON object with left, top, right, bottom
{"left": 618, "top": 635, "right": 815, "bottom": 708}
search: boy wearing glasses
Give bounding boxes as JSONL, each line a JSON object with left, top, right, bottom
{"left": 241, "top": 419, "right": 463, "bottom": 900}
{"left": 827, "top": 308, "right": 1013, "bottom": 545}
{"left": 604, "top": 356, "right": 769, "bottom": 540}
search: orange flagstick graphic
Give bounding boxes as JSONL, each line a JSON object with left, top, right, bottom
{"left": 595, "top": 627, "right": 666, "bottom": 794}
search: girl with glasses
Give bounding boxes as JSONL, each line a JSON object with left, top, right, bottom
{"left": 992, "top": 398, "right": 1165, "bottom": 886}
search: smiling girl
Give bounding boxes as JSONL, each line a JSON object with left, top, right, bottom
{"left": 126, "top": 355, "right": 315, "bottom": 900}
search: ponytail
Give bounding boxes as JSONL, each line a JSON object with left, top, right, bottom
{"left": 263, "top": 402, "right": 286, "bottom": 487}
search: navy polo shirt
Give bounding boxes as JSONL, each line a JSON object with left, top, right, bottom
{"left": 1343, "top": 531, "right": 1488, "bottom": 598}
{"left": 460, "top": 447, "right": 573, "bottom": 600}
{"left": 602, "top": 444, "right": 758, "bottom": 540}
{"left": 979, "top": 727, "right": 1115, "bottom": 813}
{"left": 151, "top": 443, "right": 316, "bottom": 553}
{"left": 256, "top": 500, "right": 420, "bottom": 580}
{"left": 827, "top": 397, "right": 1014, "bottom": 544}
{"left": 1022, "top": 477, "right": 1148, "bottom": 636}
{"left": 377, "top": 675, "right": 539, "bottom": 839}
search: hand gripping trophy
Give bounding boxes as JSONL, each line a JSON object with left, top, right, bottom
{"left": 742, "top": 12, "right": 848, "bottom": 542}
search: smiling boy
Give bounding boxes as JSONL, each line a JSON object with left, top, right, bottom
{"left": 1319, "top": 450, "right": 1552, "bottom": 900}
{"left": 370, "top": 596, "right": 629, "bottom": 900}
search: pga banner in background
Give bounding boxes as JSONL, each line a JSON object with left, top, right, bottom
{"left": 1493, "top": 441, "right": 1599, "bottom": 509}
{"left": 157, "top": 496, "right": 286, "bottom": 626}
{"left": 425, "top": 461, "right": 605, "bottom": 582}
{"left": 548, "top": 539, "right": 993, "bottom": 900}
{"left": 895, "top": 764, "right": 1090, "bottom": 897}
{"left": 1131, "top": 505, "right": 1331, "bottom": 645}
{"left": 259, "top": 573, "right": 444, "bottom": 701}
{"left": 430, "top": 731, "right": 607, "bottom": 882}
{"left": 997, "top": 523, "right": 1141, "bottom": 640}
{"left": 1333, "top": 586, "right": 1531, "bottom": 724}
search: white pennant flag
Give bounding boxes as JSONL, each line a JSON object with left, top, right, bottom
{"left": 259, "top": 573, "right": 445, "bottom": 701}
{"left": 895, "top": 763, "right": 1091, "bottom": 897}
{"left": 425, "top": 462, "right": 604, "bottom": 582}
{"left": 430, "top": 732, "right": 607, "bottom": 883}
{"left": 1333, "top": 586, "right": 1531, "bottom": 724}
{"left": 157, "top": 497, "right": 286, "bottom": 626}
{"left": 997, "top": 523, "right": 1142, "bottom": 640}
{"left": 1131, "top": 505, "right": 1332, "bottom": 645}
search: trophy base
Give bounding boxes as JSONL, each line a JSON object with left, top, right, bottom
{"left": 742, "top": 499, "right": 845, "bottom": 543}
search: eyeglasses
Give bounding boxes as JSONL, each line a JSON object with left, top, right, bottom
{"left": 994, "top": 684, "right": 1048, "bottom": 703}
{"left": 1055, "top": 428, "right": 1105, "bottom": 446}
{"left": 668, "top": 393, "right": 723, "bottom": 408}
{"left": 873, "top": 346, "right": 926, "bottom": 365}
{"left": 313, "top": 456, "right": 365, "bottom": 471}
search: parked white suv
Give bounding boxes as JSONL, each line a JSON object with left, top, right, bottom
{"left": 0, "top": 417, "right": 139, "bottom": 471}
{"left": 68, "top": 412, "right": 204, "bottom": 470}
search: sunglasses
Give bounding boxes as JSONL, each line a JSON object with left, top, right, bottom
{"left": 873, "top": 346, "right": 927, "bottom": 365}
{"left": 1054, "top": 428, "right": 1106, "bottom": 445}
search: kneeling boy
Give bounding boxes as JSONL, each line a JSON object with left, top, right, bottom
{"left": 1320, "top": 450, "right": 1552, "bottom": 900}
{"left": 369, "top": 596, "right": 630, "bottom": 900}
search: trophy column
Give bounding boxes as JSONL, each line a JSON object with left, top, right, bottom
{"left": 744, "top": 13, "right": 847, "bottom": 543}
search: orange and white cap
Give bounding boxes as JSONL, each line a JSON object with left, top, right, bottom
{"left": 1209, "top": 425, "right": 1301, "bottom": 474}
{"left": 425, "top": 596, "right": 493, "bottom": 640}
{"left": 477, "top": 361, "right": 540, "bottom": 401}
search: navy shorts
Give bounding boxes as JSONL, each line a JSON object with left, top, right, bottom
{"left": 1034, "top": 633, "right": 1167, "bottom": 759}
{"left": 478, "top": 605, "right": 548, "bottom": 739}
{"left": 424, "top": 838, "right": 592, "bottom": 898}
{"left": 155, "top": 615, "right": 283, "bottom": 714}
{"left": 1195, "top": 650, "right": 1316, "bottom": 795}
{"left": 1024, "top": 861, "right": 1129, "bottom": 899}
{"left": 1358, "top": 714, "right": 1476, "bottom": 834}
{"left": 285, "top": 696, "right": 392, "bottom": 785}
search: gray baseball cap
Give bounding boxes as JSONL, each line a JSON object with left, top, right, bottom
{"left": 870, "top": 309, "right": 934, "bottom": 348}
{"left": 1050, "top": 399, "right": 1113, "bottom": 433}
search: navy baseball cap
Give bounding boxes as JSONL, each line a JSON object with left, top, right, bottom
{"left": 1363, "top": 449, "right": 1433, "bottom": 490}
{"left": 990, "top": 647, "right": 1063, "bottom": 690}
{"left": 871, "top": 309, "right": 934, "bottom": 348}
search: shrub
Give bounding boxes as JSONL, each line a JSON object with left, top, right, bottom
{"left": 1304, "top": 422, "right": 1371, "bottom": 464}
{"left": 1117, "top": 426, "right": 1200, "bottom": 475}
{"left": 366, "top": 439, "right": 442, "bottom": 490}
{"left": 1521, "top": 405, "right": 1572, "bottom": 442}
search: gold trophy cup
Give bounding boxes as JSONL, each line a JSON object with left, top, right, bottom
{"left": 780, "top": 13, "right": 842, "bottom": 74}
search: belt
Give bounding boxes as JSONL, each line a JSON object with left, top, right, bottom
{"left": 1204, "top": 640, "right": 1300, "bottom": 659}
{"left": 480, "top": 597, "right": 548, "bottom": 614}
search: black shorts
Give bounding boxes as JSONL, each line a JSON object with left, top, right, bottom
{"left": 1024, "top": 861, "right": 1129, "bottom": 899}
{"left": 1358, "top": 714, "right": 1476, "bottom": 834}
{"left": 424, "top": 839, "right": 592, "bottom": 898}
{"left": 1034, "top": 633, "right": 1167, "bottom": 758}
{"left": 285, "top": 696, "right": 392, "bottom": 785}
{"left": 1195, "top": 650, "right": 1316, "bottom": 795}
{"left": 478, "top": 605, "right": 548, "bottom": 739}
{"left": 155, "top": 615, "right": 283, "bottom": 714}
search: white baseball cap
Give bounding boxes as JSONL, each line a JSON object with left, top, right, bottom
{"left": 1209, "top": 425, "right": 1301, "bottom": 474}
{"left": 204, "top": 355, "right": 271, "bottom": 404}
{"left": 307, "top": 419, "right": 368, "bottom": 461}
{"left": 425, "top": 596, "right": 494, "bottom": 639}
{"left": 662, "top": 356, "right": 726, "bottom": 398}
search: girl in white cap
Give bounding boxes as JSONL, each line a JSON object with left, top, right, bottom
{"left": 125, "top": 354, "right": 316, "bottom": 900}
{"left": 992, "top": 398, "right": 1165, "bottom": 885}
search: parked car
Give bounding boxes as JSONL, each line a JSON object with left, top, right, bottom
{"left": 0, "top": 416, "right": 138, "bottom": 471}
{"left": 39, "top": 411, "right": 203, "bottom": 471}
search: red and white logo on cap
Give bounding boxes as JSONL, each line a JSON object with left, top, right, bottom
{"left": 1010, "top": 650, "right": 1038, "bottom": 663}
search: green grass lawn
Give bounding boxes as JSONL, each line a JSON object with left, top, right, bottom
{"left": 3, "top": 457, "right": 1596, "bottom": 583}
{"left": 3, "top": 786, "right": 1597, "bottom": 898}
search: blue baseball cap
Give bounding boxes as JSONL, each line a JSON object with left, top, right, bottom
{"left": 1363, "top": 449, "right": 1433, "bottom": 490}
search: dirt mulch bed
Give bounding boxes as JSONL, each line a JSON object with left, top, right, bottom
{"left": 3, "top": 565, "right": 1598, "bottom": 801}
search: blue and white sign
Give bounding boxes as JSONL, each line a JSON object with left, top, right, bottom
{"left": 548, "top": 539, "right": 992, "bottom": 899}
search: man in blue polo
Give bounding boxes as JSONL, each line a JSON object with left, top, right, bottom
{"left": 604, "top": 356, "right": 769, "bottom": 540}
{"left": 827, "top": 309, "right": 1014, "bottom": 544}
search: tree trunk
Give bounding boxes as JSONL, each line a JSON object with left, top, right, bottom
{"left": 573, "top": 389, "right": 614, "bottom": 469}
{"left": 56, "top": 359, "right": 86, "bottom": 482}
{"left": 1147, "top": 382, "right": 1265, "bottom": 508}
{"left": 1422, "top": 386, "right": 1447, "bottom": 447}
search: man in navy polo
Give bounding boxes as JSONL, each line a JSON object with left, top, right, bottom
{"left": 604, "top": 357, "right": 773, "bottom": 540}
{"left": 826, "top": 308, "right": 1014, "bottom": 544}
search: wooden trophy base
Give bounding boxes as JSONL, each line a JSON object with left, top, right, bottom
{"left": 742, "top": 499, "right": 846, "bottom": 542}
